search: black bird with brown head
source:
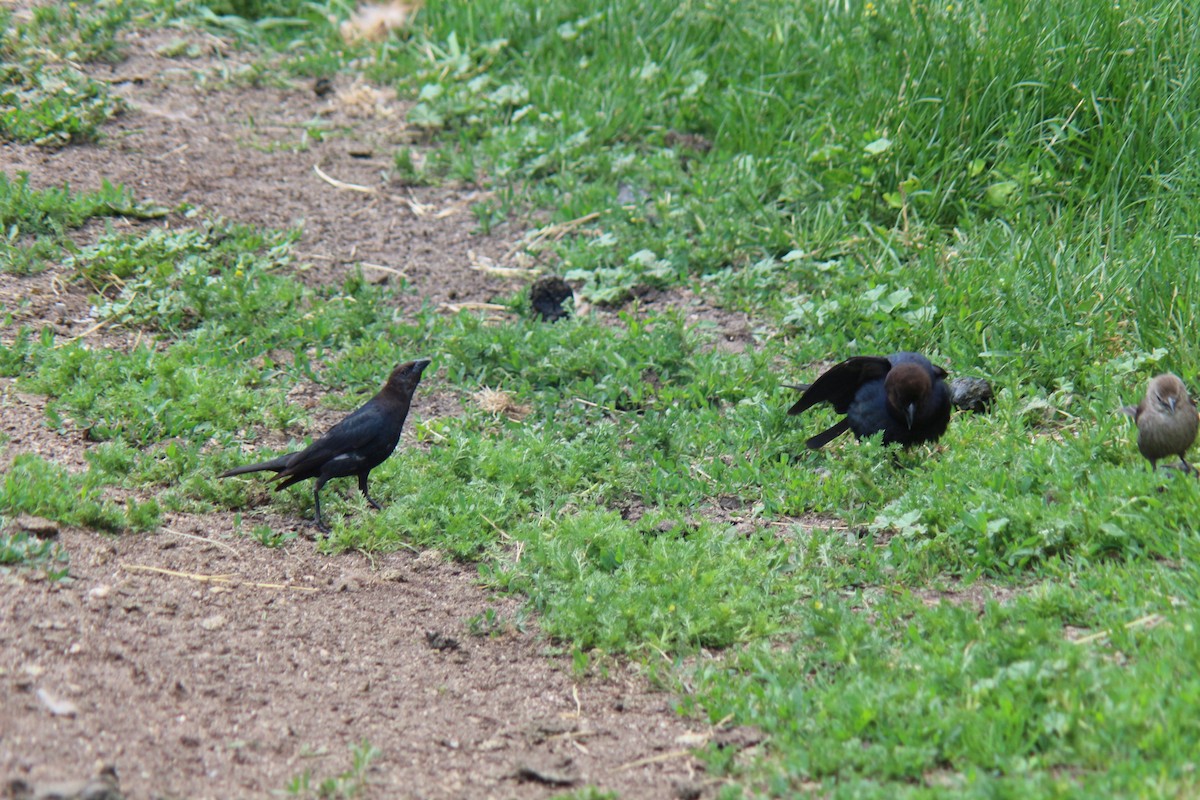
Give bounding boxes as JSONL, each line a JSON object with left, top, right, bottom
{"left": 220, "top": 359, "right": 431, "bottom": 531}
{"left": 788, "top": 352, "right": 951, "bottom": 450}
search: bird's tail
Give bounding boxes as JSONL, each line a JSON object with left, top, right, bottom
{"left": 806, "top": 419, "right": 852, "bottom": 449}
{"left": 218, "top": 453, "right": 293, "bottom": 478}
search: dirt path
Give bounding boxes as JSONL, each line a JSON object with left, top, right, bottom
{"left": 0, "top": 28, "right": 714, "bottom": 800}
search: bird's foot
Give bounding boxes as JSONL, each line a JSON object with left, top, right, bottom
{"left": 313, "top": 518, "right": 331, "bottom": 536}
{"left": 366, "top": 497, "right": 382, "bottom": 511}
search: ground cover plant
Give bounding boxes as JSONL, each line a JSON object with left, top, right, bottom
{"left": 3, "top": 0, "right": 1200, "bottom": 796}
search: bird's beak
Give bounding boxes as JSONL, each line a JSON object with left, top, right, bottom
{"left": 1169, "top": 396, "right": 1177, "bottom": 413}
{"left": 905, "top": 403, "right": 916, "bottom": 429}
{"left": 414, "top": 358, "right": 432, "bottom": 373}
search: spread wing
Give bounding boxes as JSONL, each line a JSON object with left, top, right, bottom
{"left": 788, "top": 356, "right": 892, "bottom": 416}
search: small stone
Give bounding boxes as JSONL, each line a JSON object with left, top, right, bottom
{"left": 515, "top": 755, "right": 579, "bottom": 786}
{"left": 425, "top": 630, "right": 460, "bottom": 651}
{"left": 36, "top": 687, "right": 79, "bottom": 717}
{"left": 198, "top": 614, "right": 227, "bottom": 632}
{"left": 948, "top": 376, "right": 994, "bottom": 413}
{"left": 332, "top": 574, "right": 361, "bottom": 593}
{"left": 9, "top": 765, "right": 122, "bottom": 800}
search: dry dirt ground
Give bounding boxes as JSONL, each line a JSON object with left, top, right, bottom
{"left": 0, "top": 26, "right": 742, "bottom": 800}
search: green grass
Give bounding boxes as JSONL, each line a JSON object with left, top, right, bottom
{"left": 0, "top": 173, "right": 166, "bottom": 275}
{"left": 0, "top": 1, "right": 134, "bottom": 146}
{"left": 4, "top": 0, "right": 1200, "bottom": 796}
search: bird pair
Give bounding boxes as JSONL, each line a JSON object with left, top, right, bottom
{"left": 789, "top": 353, "right": 1198, "bottom": 473}
{"left": 222, "top": 351, "right": 952, "bottom": 531}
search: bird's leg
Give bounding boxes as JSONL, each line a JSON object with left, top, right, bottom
{"left": 358, "top": 473, "right": 381, "bottom": 510}
{"left": 1179, "top": 457, "right": 1195, "bottom": 476}
{"left": 313, "top": 481, "right": 330, "bottom": 534}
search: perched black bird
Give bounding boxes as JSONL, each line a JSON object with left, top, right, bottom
{"left": 788, "top": 352, "right": 951, "bottom": 449}
{"left": 220, "top": 359, "right": 431, "bottom": 531}
{"left": 1122, "top": 372, "right": 1198, "bottom": 473}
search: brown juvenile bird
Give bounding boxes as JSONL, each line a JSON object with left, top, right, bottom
{"left": 788, "top": 352, "right": 951, "bottom": 449}
{"left": 1123, "top": 372, "right": 1198, "bottom": 472}
{"left": 220, "top": 359, "right": 430, "bottom": 531}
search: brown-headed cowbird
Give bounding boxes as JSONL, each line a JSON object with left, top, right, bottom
{"left": 1122, "top": 372, "right": 1198, "bottom": 472}
{"left": 220, "top": 359, "right": 430, "bottom": 531}
{"left": 788, "top": 352, "right": 951, "bottom": 449}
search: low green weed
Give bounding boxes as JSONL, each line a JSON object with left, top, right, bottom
{"left": 0, "top": 173, "right": 166, "bottom": 275}
{"left": 0, "top": 61, "right": 123, "bottom": 147}
{"left": 282, "top": 739, "right": 381, "bottom": 799}
{"left": 0, "top": 453, "right": 160, "bottom": 533}
{"left": 0, "top": 526, "right": 69, "bottom": 575}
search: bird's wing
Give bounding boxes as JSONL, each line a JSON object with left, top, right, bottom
{"left": 788, "top": 356, "right": 892, "bottom": 415}
{"left": 277, "top": 403, "right": 388, "bottom": 479}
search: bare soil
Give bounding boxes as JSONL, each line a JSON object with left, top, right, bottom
{"left": 0, "top": 26, "right": 733, "bottom": 800}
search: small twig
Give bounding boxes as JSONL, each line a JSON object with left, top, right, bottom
{"left": 312, "top": 164, "right": 376, "bottom": 194}
{"left": 121, "top": 563, "right": 319, "bottom": 592}
{"left": 617, "top": 750, "right": 693, "bottom": 771}
{"left": 388, "top": 193, "right": 431, "bottom": 216}
{"left": 162, "top": 526, "right": 240, "bottom": 556}
{"left": 418, "top": 424, "right": 448, "bottom": 443}
{"left": 153, "top": 143, "right": 189, "bottom": 161}
{"left": 572, "top": 397, "right": 620, "bottom": 415}
{"left": 439, "top": 302, "right": 510, "bottom": 313}
{"left": 358, "top": 262, "right": 409, "bottom": 279}
{"left": 502, "top": 211, "right": 602, "bottom": 262}
{"left": 1071, "top": 613, "right": 1166, "bottom": 645}
{"left": 479, "top": 513, "right": 513, "bottom": 541}
{"left": 54, "top": 320, "right": 107, "bottom": 348}
{"left": 471, "top": 261, "right": 538, "bottom": 278}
